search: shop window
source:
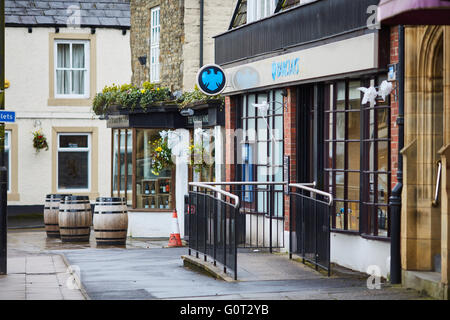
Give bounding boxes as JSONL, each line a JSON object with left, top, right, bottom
{"left": 325, "top": 77, "right": 391, "bottom": 236}
{"left": 240, "top": 90, "right": 284, "bottom": 217}
{"left": 54, "top": 40, "right": 90, "bottom": 98}
{"left": 136, "top": 129, "right": 174, "bottom": 210}
{"left": 325, "top": 80, "right": 362, "bottom": 232}
{"left": 361, "top": 76, "right": 391, "bottom": 237}
{"left": 190, "top": 127, "right": 215, "bottom": 182}
{"left": 112, "top": 130, "right": 132, "bottom": 202}
{"left": 57, "top": 133, "right": 90, "bottom": 191}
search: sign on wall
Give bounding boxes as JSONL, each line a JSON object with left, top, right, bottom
{"left": 0, "top": 111, "right": 15, "bottom": 123}
{"left": 284, "top": 155, "right": 290, "bottom": 195}
{"left": 196, "top": 64, "right": 227, "bottom": 96}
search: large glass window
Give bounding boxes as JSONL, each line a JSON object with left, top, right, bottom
{"left": 55, "top": 40, "right": 89, "bottom": 97}
{"left": 135, "top": 129, "right": 174, "bottom": 210}
{"left": 240, "top": 90, "right": 284, "bottom": 217}
{"left": 325, "top": 80, "right": 361, "bottom": 231}
{"left": 57, "top": 133, "right": 90, "bottom": 191}
{"left": 325, "top": 77, "right": 391, "bottom": 236}
{"left": 112, "top": 130, "right": 132, "bottom": 203}
{"left": 191, "top": 127, "right": 215, "bottom": 182}
{"left": 362, "top": 76, "right": 391, "bottom": 237}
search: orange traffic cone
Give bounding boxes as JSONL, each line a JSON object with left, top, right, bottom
{"left": 168, "top": 209, "right": 182, "bottom": 247}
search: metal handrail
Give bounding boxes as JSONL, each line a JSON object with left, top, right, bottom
{"left": 289, "top": 183, "right": 334, "bottom": 206}
{"left": 432, "top": 160, "right": 442, "bottom": 207}
{"left": 199, "top": 181, "right": 290, "bottom": 186}
{"left": 189, "top": 182, "right": 240, "bottom": 209}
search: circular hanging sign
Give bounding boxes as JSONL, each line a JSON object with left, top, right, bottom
{"left": 196, "top": 64, "right": 227, "bottom": 96}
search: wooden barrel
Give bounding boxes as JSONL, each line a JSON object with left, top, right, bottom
{"left": 44, "top": 194, "right": 71, "bottom": 238}
{"left": 59, "top": 196, "right": 92, "bottom": 242}
{"left": 93, "top": 197, "right": 128, "bottom": 245}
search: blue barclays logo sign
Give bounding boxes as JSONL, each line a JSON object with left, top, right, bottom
{"left": 271, "top": 58, "right": 299, "bottom": 81}
{"left": 233, "top": 66, "right": 260, "bottom": 90}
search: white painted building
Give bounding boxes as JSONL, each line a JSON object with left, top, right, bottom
{"left": 4, "top": 0, "right": 131, "bottom": 213}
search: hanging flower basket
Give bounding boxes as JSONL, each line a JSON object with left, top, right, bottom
{"left": 32, "top": 129, "right": 49, "bottom": 152}
{"left": 149, "top": 135, "right": 174, "bottom": 176}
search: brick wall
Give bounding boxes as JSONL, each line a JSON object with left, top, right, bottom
{"left": 225, "top": 95, "right": 237, "bottom": 186}
{"left": 390, "top": 26, "right": 400, "bottom": 190}
{"left": 284, "top": 87, "right": 297, "bottom": 231}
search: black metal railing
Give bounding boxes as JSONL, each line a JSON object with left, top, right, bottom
{"left": 200, "top": 182, "right": 286, "bottom": 252}
{"left": 188, "top": 182, "right": 240, "bottom": 280}
{"left": 289, "top": 183, "right": 333, "bottom": 276}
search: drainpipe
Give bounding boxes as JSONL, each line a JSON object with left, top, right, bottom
{"left": 389, "top": 25, "right": 404, "bottom": 285}
{"left": 199, "top": 0, "right": 204, "bottom": 68}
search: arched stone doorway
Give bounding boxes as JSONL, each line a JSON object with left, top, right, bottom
{"left": 402, "top": 25, "right": 449, "bottom": 299}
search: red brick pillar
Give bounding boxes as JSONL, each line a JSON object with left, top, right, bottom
{"left": 225, "top": 96, "right": 237, "bottom": 186}
{"left": 390, "top": 26, "right": 400, "bottom": 190}
{"left": 284, "top": 87, "right": 297, "bottom": 232}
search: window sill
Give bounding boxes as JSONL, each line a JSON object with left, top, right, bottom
{"left": 128, "top": 209, "right": 173, "bottom": 213}
{"left": 330, "top": 229, "right": 391, "bottom": 242}
{"left": 48, "top": 97, "right": 93, "bottom": 107}
{"left": 330, "top": 228, "right": 360, "bottom": 235}
{"left": 360, "top": 233, "right": 391, "bottom": 242}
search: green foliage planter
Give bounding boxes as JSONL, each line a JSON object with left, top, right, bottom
{"left": 93, "top": 82, "right": 172, "bottom": 116}
{"left": 177, "top": 86, "right": 224, "bottom": 109}
{"left": 93, "top": 83, "right": 225, "bottom": 117}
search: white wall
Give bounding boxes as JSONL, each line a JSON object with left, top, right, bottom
{"left": 5, "top": 27, "right": 131, "bottom": 206}
{"left": 330, "top": 232, "right": 390, "bottom": 278}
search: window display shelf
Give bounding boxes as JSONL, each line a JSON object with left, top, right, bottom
{"left": 138, "top": 178, "right": 172, "bottom": 209}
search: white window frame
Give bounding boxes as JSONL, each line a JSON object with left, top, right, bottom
{"left": 247, "top": 0, "right": 276, "bottom": 23}
{"left": 150, "top": 6, "right": 160, "bottom": 83}
{"left": 57, "top": 133, "right": 91, "bottom": 192}
{"left": 5, "top": 130, "right": 11, "bottom": 193}
{"left": 54, "top": 39, "right": 90, "bottom": 99}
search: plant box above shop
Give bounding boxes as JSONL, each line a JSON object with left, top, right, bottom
{"left": 105, "top": 100, "right": 224, "bottom": 129}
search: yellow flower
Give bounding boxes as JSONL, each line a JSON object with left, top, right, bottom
{"left": 141, "top": 89, "right": 146, "bottom": 94}
{"left": 157, "top": 87, "right": 160, "bottom": 91}
{"left": 155, "top": 146, "right": 162, "bottom": 152}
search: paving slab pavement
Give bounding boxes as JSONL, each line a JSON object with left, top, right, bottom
{"left": 1, "top": 229, "right": 433, "bottom": 300}
{"left": 0, "top": 254, "right": 86, "bottom": 300}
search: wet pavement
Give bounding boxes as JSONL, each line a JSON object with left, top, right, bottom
{"left": 2, "top": 229, "right": 432, "bottom": 300}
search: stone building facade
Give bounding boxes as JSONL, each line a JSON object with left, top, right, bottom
{"left": 401, "top": 25, "right": 450, "bottom": 299}
{"left": 130, "top": 0, "right": 236, "bottom": 92}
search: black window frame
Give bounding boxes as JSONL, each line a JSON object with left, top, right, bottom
{"left": 324, "top": 75, "right": 391, "bottom": 238}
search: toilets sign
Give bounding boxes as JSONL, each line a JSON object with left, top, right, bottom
{"left": 0, "top": 111, "right": 15, "bottom": 123}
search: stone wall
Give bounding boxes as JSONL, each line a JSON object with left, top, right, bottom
{"left": 130, "top": 0, "right": 184, "bottom": 91}
{"left": 130, "top": 0, "right": 157, "bottom": 86}
{"left": 131, "top": 0, "right": 236, "bottom": 91}
{"left": 182, "top": 0, "right": 236, "bottom": 91}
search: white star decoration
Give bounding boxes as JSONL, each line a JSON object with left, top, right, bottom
{"left": 358, "top": 81, "right": 394, "bottom": 105}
